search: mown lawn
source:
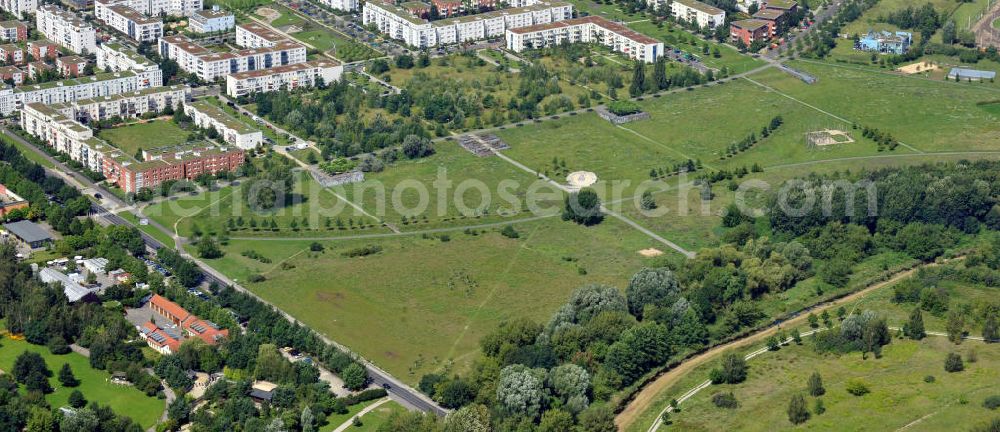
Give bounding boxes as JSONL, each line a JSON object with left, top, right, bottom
{"left": 98, "top": 121, "right": 190, "bottom": 156}
{"left": 0, "top": 337, "right": 163, "bottom": 428}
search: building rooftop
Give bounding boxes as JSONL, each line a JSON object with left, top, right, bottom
{"left": 108, "top": 5, "right": 162, "bottom": 25}
{"left": 193, "top": 8, "right": 233, "bottom": 19}
{"left": 432, "top": 1, "right": 571, "bottom": 26}
{"left": 188, "top": 100, "right": 258, "bottom": 134}
{"left": 3, "top": 220, "right": 53, "bottom": 244}
{"left": 14, "top": 71, "right": 137, "bottom": 93}
{"left": 673, "top": 0, "right": 724, "bottom": 15}
{"left": 0, "top": 20, "right": 26, "bottom": 29}
{"left": 228, "top": 59, "right": 341, "bottom": 80}
{"left": 237, "top": 22, "right": 285, "bottom": 42}
{"left": 58, "top": 55, "right": 88, "bottom": 65}
{"left": 731, "top": 19, "right": 771, "bottom": 31}
{"left": 508, "top": 15, "right": 660, "bottom": 45}
{"left": 948, "top": 68, "right": 997, "bottom": 79}
{"left": 764, "top": 0, "right": 797, "bottom": 10}
{"left": 39, "top": 268, "right": 94, "bottom": 302}
{"left": 752, "top": 8, "right": 784, "bottom": 20}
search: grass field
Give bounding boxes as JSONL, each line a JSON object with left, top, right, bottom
{"left": 212, "top": 216, "right": 659, "bottom": 382}
{"left": 629, "top": 21, "right": 766, "bottom": 74}
{"left": 116, "top": 210, "right": 175, "bottom": 247}
{"left": 628, "top": 274, "right": 1000, "bottom": 432}
{"left": 0, "top": 337, "right": 163, "bottom": 428}
{"left": 350, "top": 400, "right": 409, "bottom": 431}
{"left": 98, "top": 121, "right": 190, "bottom": 156}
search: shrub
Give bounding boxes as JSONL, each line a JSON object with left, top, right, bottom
{"left": 924, "top": 375, "right": 935, "bottom": 383}
{"left": 247, "top": 274, "right": 265, "bottom": 283}
{"left": 607, "top": 100, "right": 641, "bottom": 116}
{"left": 984, "top": 396, "right": 1000, "bottom": 410}
{"left": 711, "top": 392, "right": 738, "bottom": 409}
{"left": 846, "top": 380, "right": 870, "bottom": 396}
{"left": 342, "top": 245, "right": 383, "bottom": 258}
{"left": 945, "top": 352, "right": 964, "bottom": 373}
{"left": 500, "top": 225, "right": 520, "bottom": 239}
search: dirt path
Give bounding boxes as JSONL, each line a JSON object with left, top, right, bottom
{"left": 615, "top": 261, "right": 945, "bottom": 431}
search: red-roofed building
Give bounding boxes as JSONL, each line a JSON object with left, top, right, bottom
{"left": 141, "top": 294, "right": 229, "bottom": 354}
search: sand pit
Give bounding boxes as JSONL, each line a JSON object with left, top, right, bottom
{"left": 639, "top": 248, "right": 664, "bottom": 257}
{"left": 897, "top": 61, "right": 939, "bottom": 75}
{"left": 807, "top": 129, "right": 855, "bottom": 147}
{"left": 256, "top": 7, "right": 280, "bottom": 23}
{"left": 566, "top": 171, "right": 597, "bottom": 191}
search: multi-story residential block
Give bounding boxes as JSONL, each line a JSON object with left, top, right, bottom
{"left": 234, "top": 22, "right": 285, "bottom": 48}
{"left": 0, "top": 65, "right": 23, "bottom": 85}
{"left": 57, "top": 55, "right": 88, "bottom": 77}
{"left": 0, "top": 0, "right": 37, "bottom": 19}
{"left": 363, "top": 0, "right": 573, "bottom": 48}
{"left": 667, "top": 0, "right": 725, "bottom": 29}
{"left": 506, "top": 16, "right": 663, "bottom": 62}
{"left": 189, "top": 6, "right": 234, "bottom": 33}
{"left": 0, "top": 21, "right": 27, "bottom": 42}
{"left": 28, "top": 40, "right": 61, "bottom": 61}
{"left": 96, "top": 42, "right": 164, "bottom": 87}
{"left": 21, "top": 103, "right": 114, "bottom": 173}
{"left": 730, "top": 19, "right": 772, "bottom": 46}
{"left": 36, "top": 5, "right": 99, "bottom": 54}
{"left": 159, "top": 34, "right": 307, "bottom": 81}
{"left": 226, "top": 59, "right": 342, "bottom": 98}
{"left": 61, "top": 85, "right": 187, "bottom": 123}
{"left": 752, "top": 7, "right": 785, "bottom": 35}
{"left": 317, "top": 0, "right": 357, "bottom": 12}
{"left": 1, "top": 70, "right": 155, "bottom": 115}
{"left": 26, "top": 62, "right": 51, "bottom": 80}
{"left": 763, "top": 0, "right": 798, "bottom": 14}
{"left": 103, "top": 141, "right": 244, "bottom": 193}
{"left": 0, "top": 44, "right": 24, "bottom": 64}
{"left": 96, "top": 0, "right": 164, "bottom": 42}
{"left": 183, "top": 100, "right": 263, "bottom": 149}
{"left": 99, "top": 0, "right": 202, "bottom": 17}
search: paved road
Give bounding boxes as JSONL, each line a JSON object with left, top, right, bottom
{"left": 7, "top": 128, "right": 447, "bottom": 416}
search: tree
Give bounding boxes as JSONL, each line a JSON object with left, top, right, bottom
{"left": 496, "top": 364, "right": 543, "bottom": 419}
{"left": 538, "top": 409, "right": 574, "bottom": 432}
{"left": 625, "top": 268, "right": 680, "bottom": 319}
{"left": 25, "top": 407, "right": 55, "bottom": 432}
{"left": 984, "top": 315, "right": 998, "bottom": 343}
{"left": 710, "top": 353, "right": 747, "bottom": 384}
{"left": 434, "top": 377, "right": 474, "bottom": 408}
{"left": 68, "top": 389, "right": 87, "bottom": 408}
{"left": 402, "top": 135, "right": 434, "bottom": 159}
{"left": 197, "top": 236, "right": 223, "bottom": 259}
{"left": 548, "top": 363, "right": 590, "bottom": 402}
{"left": 168, "top": 396, "right": 191, "bottom": 424}
{"left": 903, "top": 307, "right": 926, "bottom": 340}
{"left": 13, "top": 352, "right": 51, "bottom": 384}
{"left": 941, "top": 20, "right": 956, "bottom": 44}
{"left": 641, "top": 190, "right": 657, "bottom": 211}
{"left": 577, "top": 405, "right": 617, "bottom": 432}
{"left": 60, "top": 408, "right": 98, "bottom": 432}
{"left": 653, "top": 57, "right": 669, "bottom": 90}
{"left": 946, "top": 311, "right": 965, "bottom": 344}
{"left": 944, "top": 352, "right": 964, "bottom": 372}
{"left": 629, "top": 61, "right": 646, "bottom": 97}
{"left": 807, "top": 313, "right": 819, "bottom": 328}
{"left": 562, "top": 188, "right": 603, "bottom": 226}
{"left": 787, "top": 393, "right": 810, "bottom": 424}
{"left": 813, "top": 398, "right": 826, "bottom": 415}
{"left": 342, "top": 363, "right": 368, "bottom": 390}
{"left": 807, "top": 371, "right": 825, "bottom": 396}
{"left": 444, "top": 404, "right": 491, "bottom": 432}
{"left": 301, "top": 407, "right": 315, "bottom": 432}
{"left": 59, "top": 364, "right": 79, "bottom": 387}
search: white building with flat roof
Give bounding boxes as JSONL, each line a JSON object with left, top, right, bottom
{"left": 101, "top": 0, "right": 202, "bottom": 17}
{"left": 0, "top": 70, "right": 159, "bottom": 115}
{"left": 97, "top": 42, "right": 164, "bottom": 87}
{"left": 226, "top": 59, "right": 342, "bottom": 98}
{"left": 183, "top": 100, "right": 263, "bottom": 149}
{"left": 159, "top": 34, "right": 307, "bottom": 82}
{"left": 318, "top": 0, "right": 357, "bottom": 12}
{"left": 190, "top": 7, "right": 235, "bottom": 33}
{"left": 36, "top": 5, "right": 98, "bottom": 54}
{"left": 96, "top": 0, "right": 164, "bottom": 43}
{"left": 363, "top": 0, "right": 573, "bottom": 48}
{"left": 665, "top": 0, "right": 725, "bottom": 29}
{"left": 234, "top": 22, "right": 286, "bottom": 48}
{"left": 507, "top": 16, "right": 664, "bottom": 62}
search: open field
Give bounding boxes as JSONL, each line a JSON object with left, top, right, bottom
{"left": 626, "top": 270, "right": 1000, "bottom": 432}
{"left": 212, "top": 216, "right": 659, "bottom": 382}
{"left": 351, "top": 400, "right": 409, "bottom": 431}
{"left": 98, "top": 120, "right": 190, "bottom": 156}
{"left": 0, "top": 336, "right": 162, "bottom": 428}
{"left": 116, "top": 210, "right": 175, "bottom": 247}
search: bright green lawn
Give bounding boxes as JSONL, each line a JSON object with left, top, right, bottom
{"left": 98, "top": 121, "right": 190, "bottom": 156}
{"left": 0, "top": 337, "right": 163, "bottom": 428}
{"left": 116, "top": 210, "right": 175, "bottom": 247}
{"left": 352, "top": 400, "right": 409, "bottom": 431}
{"left": 219, "top": 216, "right": 659, "bottom": 383}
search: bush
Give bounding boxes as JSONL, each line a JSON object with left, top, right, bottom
{"left": 846, "top": 380, "right": 870, "bottom": 396}
{"left": 984, "top": 396, "right": 1000, "bottom": 410}
{"left": 607, "top": 100, "right": 641, "bottom": 116}
{"left": 500, "top": 225, "right": 520, "bottom": 239}
{"left": 339, "top": 388, "right": 388, "bottom": 406}
{"left": 711, "top": 392, "right": 738, "bottom": 409}
{"left": 924, "top": 375, "right": 935, "bottom": 383}
{"left": 945, "top": 352, "right": 964, "bottom": 373}
{"left": 342, "top": 245, "right": 383, "bottom": 258}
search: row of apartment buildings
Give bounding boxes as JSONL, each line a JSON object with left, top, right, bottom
{"left": 363, "top": 0, "right": 574, "bottom": 48}
{"left": 0, "top": 0, "right": 36, "bottom": 18}
{"left": 662, "top": 0, "right": 726, "bottom": 29}
{"left": 37, "top": 5, "right": 98, "bottom": 54}
{"left": 506, "top": 15, "right": 663, "bottom": 62}
{"left": 0, "top": 55, "right": 87, "bottom": 85}
{"left": 20, "top": 85, "right": 248, "bottom": 193}
{"left": 96, "top": 0, "right": 165, "bottom": 43}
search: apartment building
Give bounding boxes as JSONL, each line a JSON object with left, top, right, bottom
{"left": 189, "top": 7, "right": 235, "bottom": 33}
{"left": 0, "top": 21, "right": 27, "bottom": 42}
{"left": 96, "top": 42, "right": 164, "bottom": 87}
{"left": 730, "top": 19, "right": 773, "bottom": 46}
{"left": 20, "top": 103, "right": 113, "bottom": 172}
{"left": 159, "top": 34, "right": 307, "bottom": 81}
{"left": 96, "top": 0, "right": 164, "bottom": 42}
{"left": 183, "top": 100, "right": 263, "bottom": 149}
{"left": 0, "top": 44, "right": 23, "bottom": 64}
{"left": 36, "top": 5, "right": 98, "bottom": 54}
{"left": 60, "top": 85, "right": 188, "bottom": 123}
{"left": 28, "top": 40, "right": 61, "bottom": 60}
{"left": 0, "top": 65, "right": 23, "bottom": 85}
{"left": 1, "top": 70, "right": 154, "bottom": 115}
{"left": 667, "top": 0, "right": 725, "bottom": 29}
{"left": 235, "top": 22, "right": 286, "bottom": 48}
{"left": 226, "top": 59, "right": 342, "bottom": 98}
{"left": 506, "top": 16, "right": 663, "bottom": 62}
{"left": 0, "top": 0, "right": 37, "bottom": 19}
{"left": 57, "top": 55, "right": 88, "bottom": 77}
{"left": 363, "top": 0, "right": 573, "bottom": 48}
{"left": 100, "top": 0, "right": 202, "bottom": 17}
{"left": 318, "top": 0, "right": 357, "bottom": 12}
{"left": 104, "top": 141, "right": 244, "bottom": 193}
{"left": 26, "top": 62, "right": 50, "bottom": 80}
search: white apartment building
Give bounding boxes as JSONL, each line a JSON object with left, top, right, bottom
{"left": 183, "top": 100, "right": 262, "bottom": 149}
{"left": 0, "top": 71, "right": 156, "bottom": 115}
{"left": 0, "top": 0, "right": 36, "bottom": 19}
{"left": 667, "top": 0, "right": 725, "bottom": 29}
{"left": 59, "top": 85, "right": 188, "bottom": 123}
{"left": 189, "top": 7, "right": 234, "bottom": 33}
{"left": 318, "top": 0, "right": 357, "bottom": 12}
{"left": 97, "top": 42, "right": 164, "bottom": 87}
{"left": 226, "top": 59, "right": 342, "bottom": 98}
{"left": 159, "top": 34, "right": 307, "bottom": 81}
{"left": 21, "top": 103, "right": 112, "bottom": 173}
{"left": 96, "top": 1, "right": 164, "bottom": 43}
{"left": 363, "top": 0, "right": 573, "bottom": 48}
{"left": 0, "top": 21, "right": 27, "bottom": 42}
{"left": 234, "top": 22, "right": 285, "bottom": 48}
{"left": 36, "top": 5, "right": 99, "bottom": 54}
{"left": 101, "top": 0, "right": 202, "bottom": 17}
{"left": 506, "top": 16, "right": 664, "bottom": 62}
